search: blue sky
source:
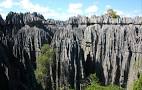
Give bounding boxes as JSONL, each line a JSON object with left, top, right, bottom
{"left": 0, "top": 0, "right": 142, "bottom": 20}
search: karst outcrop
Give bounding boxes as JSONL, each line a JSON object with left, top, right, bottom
{"left": 0, "top": 12, "right": 142, "bottom": 90}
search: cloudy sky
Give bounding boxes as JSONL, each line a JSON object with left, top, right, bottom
{"left": 0, "top": 0, "right": 142, "bottom": 20}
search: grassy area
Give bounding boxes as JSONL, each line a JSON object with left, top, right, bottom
{"left": 85, "top": 74, "right": 124, "bottom": 90}
{"left": 133, "top": 74, "right": 142, "bottom": 90}
{"left": 85, "top": 83, "right": 123, "bottom": 90}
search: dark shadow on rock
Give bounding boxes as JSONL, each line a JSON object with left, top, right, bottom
{"left": 95, "top": 61, "right": 105, "bottom": 85}
{"left": 0, "top": 64, "right": 9, "bottom": 90}
{"left": 85, "top": 52, "right": 95, "bottom": 77}
{"left": 0, "top": 42, "right": 43, "bottom": 90}
{"left": 115, "top": 55, "right": 121, "bottom": 85}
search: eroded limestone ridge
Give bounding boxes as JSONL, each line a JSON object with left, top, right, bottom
{"left": 0, "top": 12, "right": 142, "bottom": 90}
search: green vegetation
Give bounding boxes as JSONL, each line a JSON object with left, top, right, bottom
{"left": 106, "top": 9, "right": 120, "bottom": 18}
{"left": 85, "top": 74, "right": 124, "bottom": 90}
{"left": 133, "top": 74, "right": 142, "bottom": 90}
{"left": 35, "top": 44, "right": 54, "bottom": 89}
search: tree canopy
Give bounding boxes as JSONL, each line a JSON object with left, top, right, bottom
{"left": 106, "top": 9, "right": 120, "bottom": 18}
{"left": 35, "top": 44, "right": 54, "bottom": 89}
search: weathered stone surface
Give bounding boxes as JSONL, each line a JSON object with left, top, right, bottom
{"left": 51, "top": 16, "right": 142, "bottom": 90}
{"left": 52, "top": 27, "right": 83, "bottom": 90}
{"left": 0, "top": 12, "right": 142, "bottom": 90}
{"left": 134, "top": 16, "right": 142, "bottom": 24}
{"left": 13, "top": 25, "right": 51, "bottom": 67}
{"left": 0, "top": 12, "right": 57, "bottom": 90}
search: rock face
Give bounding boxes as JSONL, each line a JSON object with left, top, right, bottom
{"left": 0, "top": 12, "right": 142, "bottom": 90}
{"left": 0, "top": 12, "right": 61, "bottom": 90}
{"left": 51, "top": 16, "right": 142, "bottom": 90}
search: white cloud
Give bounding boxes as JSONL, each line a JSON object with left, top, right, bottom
{"left": 18, "top": 0, "right": 76, "bottom": 20}
{"left": 85, "top": 5, "right": 98, "bottom": 16}
{"left": 68, "top": 3, "right": 83, "bottom": 15}
{"left": 20, "top": 0, "right": 49, "bottom": 13}
{"left": 19, "top": 0, "right": 62, "bottom": 19}
{"left": 0, "top": 0, "right": 13, "bottom": 8}
{"left": 105, "top": 5, "right": 111, "bottom": 9}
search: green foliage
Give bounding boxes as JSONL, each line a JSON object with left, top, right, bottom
{"left": 86, "top": 83, "right": 123, "bottom": 90}
{"left": 133, "top": 74, "right": 142, "bottom": 90}
{"left": 85, "top": 74, "right": 124, "bottom": 90}
{"left": 35, "top": 44, "right": 54, "bottom": 89}
{"left": 106, "top": 9, "right": 120, "bottom": 18}
{"left": 89, "top": 74, "right": 99, "bottom": 84}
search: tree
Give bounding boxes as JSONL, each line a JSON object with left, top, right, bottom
{"left": 106, "top": 9, "right": 120, "bottom": 18}
{"left": 35, "top": 44, "right": 54, "bottom": 89}
{"left": 85, "top": 74, "right": 124, "bottom": 90}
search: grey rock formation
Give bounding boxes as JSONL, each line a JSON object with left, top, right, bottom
{"left": 51, "top": 16, "right": 142, "bottom": 90}
{"left": 0, "top": 12, "right": 142, "bottom": 90}
{"left": 13, "top": 25, "right": 51, "bottom": 67}
{"left": 82, "top": 24, "right": 142, "bottom": 90}
{"left": 51, "top": 26, "right": 85, "bottom": 90}
{"left": 0, "top": 12, "right": 60, "bottom": 90}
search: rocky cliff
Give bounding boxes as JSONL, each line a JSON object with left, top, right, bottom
{"left": 0, "top": 12, "right": 142, "bottom": 90}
